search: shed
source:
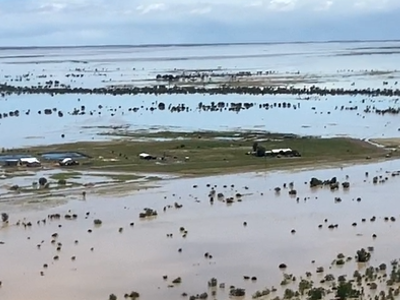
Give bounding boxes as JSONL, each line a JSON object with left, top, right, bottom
{"left": 265, "top": 148, "right": 301, "bottom": 157}
{"left": 3, "top": 159, "right": 19, "bottom": 167}
{"left": 139, "top": 153, "right": 156, "bottom": 160}
{"left": 20, "top": 157, "right": 41, "bottom": 165}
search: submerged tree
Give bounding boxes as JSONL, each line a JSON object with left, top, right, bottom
{"left": 308, "top": 287, "right": 325, "bottom": 300}
{"left": 336, "top": 281, "right": 360, "bottom": 300}
{"left": 1, "top": 213, "right": 9, "bottom": 222}
{"left": 39, "top": 177, "right": 48, "bottom": 186}
{"left": 356, "top": 248, "right": 371, "bottom": 263}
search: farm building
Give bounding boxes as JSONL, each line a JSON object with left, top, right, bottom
{"left": 20, "top": 157, "right": 42, "bottom": 167}
{"left": 264, "top": 148, "right": 301, "bottom": 157}
{"left": 2, "top": 159, "right": 19, "bottom": 167}
{"left": 139, "top": 153, "right": 157, "bottom": 160}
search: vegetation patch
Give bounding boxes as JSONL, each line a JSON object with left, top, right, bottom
{"left": 49, "top": 172, "right": 82, "bottom": 181}
{"left": 9, "top": 131, "right": 396, "bottom": 176}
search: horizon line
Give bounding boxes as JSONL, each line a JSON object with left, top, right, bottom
{"left": 0, "top": 38, "right": 399, "bottom": 50}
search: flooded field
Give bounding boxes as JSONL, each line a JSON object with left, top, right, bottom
{"left": 0, "top": 93, "right": 400, "bottom": 148}
{"left": 1, "top": 160, "right": 400, "bottom": 300}
{"left": 1, "top": 42, "right": 400, "bottom": 147}
{"left": 1, "top": 42, "right": 400, "bottom": 90}
{"left": 0, "top": 168, "right": 169, "bottom": 198}
{"left": 2, "top": 41, "right": 400, "bottom": 300}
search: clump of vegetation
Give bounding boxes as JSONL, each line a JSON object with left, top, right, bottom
{"left": 58, "top": 179, "right": 67, "bottom": 185}
{"left": 139, "top": 208, "right": 158, "bottom": 218}
{"left": 9, "top": 185, "right": 19, "bottom": 191}
{"left": 324, "top": 274, "right": 335, "bottom": 282}
{"left": 172, "top": 277, "right": 181, "bottom": 284}
{"left": 337, "top": 253, "right": 345, "bottom": 259}
{"left": 1, "top": 213, "right": 9, "bottom": 223}
{"left": 281, "top": 274, "right": 295, "bottom": 286}
{"left": 94, "top": 219, "right": 103, "bottom": 225}
{"left": 298, "top": 279, "right": 313, "bottom": 295}
{"left": 308, "top": 287, "right": 325, "bottom": 300}
{"left": 230, "top": 288, "right": 245, "bottom": 297}
{"left": 356, "top": 248, "right": 371, "bottom": 263}
{"left": 208, "top": 278, "right": 217, "bottom": 287}
{"left": 253, "top": 288, "right": 271, "bottom": 299}
{"left": 126, "top": 291, "right": 140, "bottom": 299}
{"left": 283, "top": 288, "right": 296, "bottom": 299}
{"left": 353, "top": 270, "right": 362, "bottom": 281}
{"left": 39, "top": 177, "right": 48, "bottom": 186}
{"left": 370, "top": 282, "right": 378, "bottom": 290}
{"left": 336, "top": 259, "right": 345, "bottom": 266}
{"left": 336, "top": 281, "right": 360, "bottom": 300}
{"left": 365, "top": 266, "right": 376, "bottom": 281}
{"left": 109, "top": 294, "right": 117, "bottom": 300}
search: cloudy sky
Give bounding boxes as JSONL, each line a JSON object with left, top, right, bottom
{"left": 0, "top": 0, "right": 398, "bottom": 46}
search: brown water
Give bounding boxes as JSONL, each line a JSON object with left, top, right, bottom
{"left": 1, "top": 160, "right": 400, "bottom": 300}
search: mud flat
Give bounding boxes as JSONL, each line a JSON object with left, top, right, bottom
{"left": 2, "top": 159, "right": 400, "bottom": 300}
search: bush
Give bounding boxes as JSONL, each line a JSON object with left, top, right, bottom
{"left": 284, "top": 288, "right": 295, "bottom": 299}
{"left": 1, "top": 213, "right": 9, "bottom": 222}
{"left": 308, "top": 288, "right": 325, "bottom": 300}
{"left": 109, "top": 294, "right": 117, "bottom": 300}
{"left": 129, "top": 291, "right": 140, "bottom": 299}
{"left": 94, "top": 219, "right": 103, "bottom": 225}
{"left": 58, "top": 179, "right": 67, "bottom": 185}
{"left": 336, "top": 282, "right": 359, "bottom": 300}
{"left": 336, "top": 259, "right": 345, "bottom": 266}
{"left": 39, "top": 177, "right": 48, "bottom": 186}
{"left": 356, "top": 248, "right": 371, "bottom": 263}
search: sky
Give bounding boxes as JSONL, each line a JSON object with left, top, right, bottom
{"left": 0, "top": 0, "right": 399, "bottom": 46}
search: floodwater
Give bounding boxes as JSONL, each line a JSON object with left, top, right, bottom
{"left": 1, "top": 159, "right": 400, "bottom": 300}
{"left": 1, "top": 41, "right": 400, "bottom": 300}
{"left": 0, "top": 93, "right": 400, "bottom": 148}
{"left": 1, "top": 42, "right": 400, "bottom": 89}
{"left": 0, "top": 169, "right": 171, "bottom": 197}
{"left": 1, "top": 41, "right": 400, "bottom": 148}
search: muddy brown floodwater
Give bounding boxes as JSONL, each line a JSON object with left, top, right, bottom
{"left": 1, "top": 159, "right": 400, "bottom": 300}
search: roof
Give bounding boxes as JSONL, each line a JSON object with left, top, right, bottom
{"left": 20, "top": 157, "right": 40, "bottom": 164}
{"left": 139, "top": 153, "right": 151, "bottom": 158}
{"left": 266, "top": 148, "right": 293, "bottom": 154}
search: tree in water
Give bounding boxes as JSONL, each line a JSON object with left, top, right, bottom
{"left": 39, "top": 177, "right": 48, "bottom": 186}
{"left": 1, "top": 213, "right": 9, "bottom": 222}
